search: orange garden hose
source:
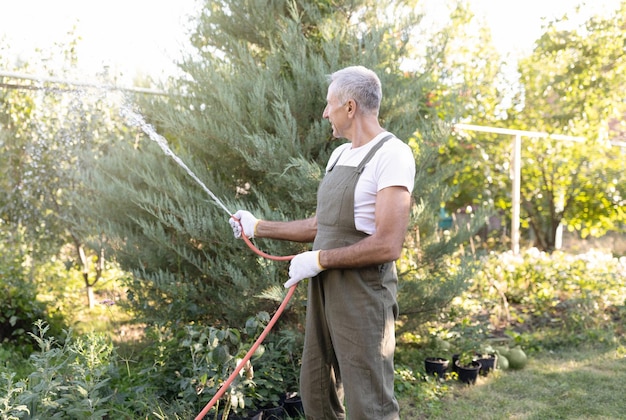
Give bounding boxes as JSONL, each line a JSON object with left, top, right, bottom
{"left": 194, "top": 223, "right": 296, "bottom": 420}
{"left": 241, "top": 232, "right": 294, "bottom": 262}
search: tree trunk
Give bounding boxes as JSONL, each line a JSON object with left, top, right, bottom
{"left": 72, "top": 234, "right": 106, "bottom": 310}
{"left": 87, "top": 285, "right": 95, "bottom": 310}
{"left": 73, "top": 237, "right": 95, "bottom": 309}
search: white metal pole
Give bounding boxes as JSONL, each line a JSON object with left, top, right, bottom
{"left": 454, "top": 123, "right": 586, "bottom": 143}
{"left": 511, "top": 134, "right": 522, "bottom": 255}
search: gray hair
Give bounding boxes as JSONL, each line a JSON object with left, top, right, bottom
{"left": 328, "top": 66, "right": 382, "bottom": 116}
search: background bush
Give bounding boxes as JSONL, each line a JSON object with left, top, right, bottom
{"left": 467, "top": 248, "right": 626, "bottom": 346}
{"left": 395, "top": 249, "right": 626, "bottom": 373}
{"left": 0, "top": 239, "right": 65, "bottom": 356}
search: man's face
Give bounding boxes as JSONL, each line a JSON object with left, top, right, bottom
{"left": 323, "top": 84, "right": 349, "bottom": 139}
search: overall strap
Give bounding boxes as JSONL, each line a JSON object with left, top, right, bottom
{"left": 328, "top": 134, "right": 394, "bottom": 173}
{"left": 357, "top": 134, "right": 393, "bottom": 173}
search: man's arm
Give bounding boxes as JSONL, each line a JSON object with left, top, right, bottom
{"left": 255, "top": 216, "right": 317, "bottom": 243}
{"left": 318, "top": 185, "right": 411, "bottom": 268}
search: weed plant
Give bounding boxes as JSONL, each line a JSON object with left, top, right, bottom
{"left": 0, "top": 321, "right": 114, "bottom": 419}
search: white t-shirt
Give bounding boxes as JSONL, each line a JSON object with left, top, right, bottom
{"left": 325, "top": 132, "right": 416, "bottom": 234}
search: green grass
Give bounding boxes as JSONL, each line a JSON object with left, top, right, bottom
{"left": 399, "top": 345, "right": 626, "bottom": 419}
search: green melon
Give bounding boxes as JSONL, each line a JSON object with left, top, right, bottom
{"left": 497, "top": 354, "right": 509, "bottom": 370}
{"left": 494, "top": 345, "right": 510, "bottom": 358}
{"left": 507, "top": 346, "right": 528, "bottom": 370}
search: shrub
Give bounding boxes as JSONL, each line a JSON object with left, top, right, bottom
{"left": 0, "top": 321, "right": 116, "bottom": 419}
{"left": 467, "top": 248, "right": 626, "bottom": 346}
{"left": 0, "top": 243, "right": 64, "bottom": 354}
{"left": 129, "top": 311, "right": 301, "bottom": 417}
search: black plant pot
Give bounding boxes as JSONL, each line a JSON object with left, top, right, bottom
{"left": 283, "top": 396, "right": 304, "bottom": 418}
{"left": 424, "top": 357, "right": 449, "bottom": 377}
{"left": 476, "top": 353, "right": 498, "bottom": 376}
{"left": 455, "top": 360, "right": 481, "bottom": 385}
{"left": 262, "top": 405, "right": 285, "bottom": 420}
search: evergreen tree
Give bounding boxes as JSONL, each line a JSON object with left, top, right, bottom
{"left": 84, "top": 0, "right": 477, "bottom": 329}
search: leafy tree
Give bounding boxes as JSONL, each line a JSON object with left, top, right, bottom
{"left": 0, "top": 34, "right": 129, "bottom": 309}
{"left": 429, "top": 2, "right": 626, "bottom": 253}
{"left": 412, "top": 1, "right": 512, "bottom": 250}
{"left": 83, "top": 0, "right": 479, "bottom": 330}
{"left": 504, "top": 2, "right": 626, "bottom": 250}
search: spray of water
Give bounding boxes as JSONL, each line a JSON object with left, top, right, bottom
{"left": 121, "top": 106, "right": 233, "bottom": 217}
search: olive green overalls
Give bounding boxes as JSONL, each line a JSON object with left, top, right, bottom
{"left": 300, "top": 136, "right": 400, "bottom": 419}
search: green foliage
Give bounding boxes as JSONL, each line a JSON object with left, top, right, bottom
{"left": 0, "top": 321, "right": 115, "bottom": 420}
{"left": 395, "top": 131, "right": 489, "bottom": 326}
{"left": 1, "top": 247, "right": 624, "bottom": 418}
{"left": 394, "top": 363, "right": 449, "bottom": 412}
{"left": 393, "top": 246, "right": 626, "bottom": 416}
{"left": 123, "top": 311, "right": 301, "bottom": 416}
{"left": 467, "top": 248, "right": 626, "bottom": 347}
{"left": 438, "top": 3, "right": 626, "bottom": 252}
{"left": 424, "top": 2, "right": 511, "bottom": 213}
{"left": 1, "top": 34, "right": 137, "bottom": 309}
{"left": 503, "top": 4, "right": 626, "bottom": 249}
{"left": 399, "top": 346, "right": 626, "bottom": 419}
{"left": 396, "top": 244, "right": 476, "bottom": 332}
{"left": 0, "top": 314, "right": 303, "bottom": 418}
{"left": 514, "top": 3, "right": 626, "bottom": 139}
{"left": 249, "top": 329, "right": 302, "bottom": 408}
{"left": 0, "top": 234, "right": 65, "bottom": 354}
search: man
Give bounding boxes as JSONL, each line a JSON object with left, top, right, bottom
{"left": 230, "top": 66, "right": 415, "bottom": 419}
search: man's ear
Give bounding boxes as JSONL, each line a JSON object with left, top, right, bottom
{"left": 346, "top": 99, "right": 356, "bottom": 117}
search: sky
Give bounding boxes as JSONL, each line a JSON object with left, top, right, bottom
{"left": 424, "top": 0, "right": 622, "bottom": 56}
{"left": 0, "top": 0, "right": 199, "bottom": 83}
{"left": 0, "top": 0, "right": 622, "bottom": 86}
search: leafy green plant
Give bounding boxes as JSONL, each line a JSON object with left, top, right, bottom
{"left": 140, "top": 324, "right": 248, "bottom": 416}
{"left": 0, "top": 240, "right": 65, "bottom": 355}
{"left": 446, "top": 316, "right": 489, "bottom": 367}
{"left": 0, "top": 320, "right": 116, "bottom": 419}
{"left": 467, "top": 248, "right": 626, "bottom": 347}
{"left": 249, "top": 328, "right": 303, "bottom": 409}
{"left": 455, "top": 350, "right": 476, "bottom": 368}
{"left": 0, "top": 371, "right": 30, "bottom": 419}
{"left": 136, "top": 311, "right": 295, "bottom": 417}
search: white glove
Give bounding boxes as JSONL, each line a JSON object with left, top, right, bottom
{"left": 284, "top": 250, "right": 325, "bottom": 288}
{"left": 229, "top": 210, "right": 259, "bottom": 239}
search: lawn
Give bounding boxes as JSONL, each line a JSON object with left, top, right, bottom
{"left": 399, "top": 345, "right": 626, "bottom": 419}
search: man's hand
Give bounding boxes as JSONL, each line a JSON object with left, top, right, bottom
{"left": 284, "top": 250, "right": 325, "bottom": 288}
{"left": 229, "top": 210, "right": 259, "bottom": 239}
